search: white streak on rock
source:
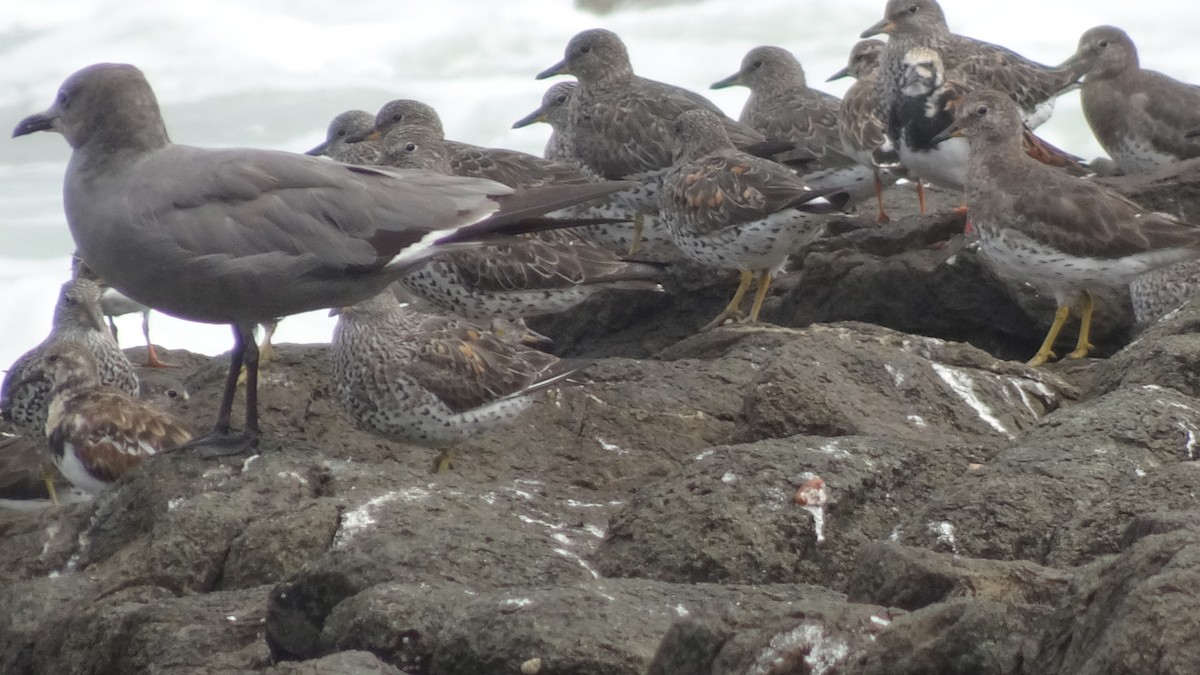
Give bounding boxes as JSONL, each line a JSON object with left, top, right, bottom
{"left": 932, "top": 363, "right": 1012, "bottom": 437}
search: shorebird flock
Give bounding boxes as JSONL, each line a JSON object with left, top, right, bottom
{"left": 6, "top": 0, "right": 1200, "bottom": 501}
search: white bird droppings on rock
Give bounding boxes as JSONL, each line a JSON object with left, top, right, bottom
{"left": 333, "top": 492, "right": 404, "bottom": 549}
{"left": 931, "top": 363, "right": 1013, "bottom": 438}
{"left": 747, "top": 622, "right": 850, "bottom": 675}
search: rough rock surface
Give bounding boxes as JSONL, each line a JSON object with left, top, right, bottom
{"left": 6, "top": 170, "right": 1200, "bottom": 673}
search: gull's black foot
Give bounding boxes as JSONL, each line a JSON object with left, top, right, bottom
{"left": 169, "top": 428, "right": 260, "bottom": 458}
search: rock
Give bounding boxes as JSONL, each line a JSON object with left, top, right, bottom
{"left": 1100, "top": 156, "right": 1200, "bottom": 224}
{"left": 261, "top": 651, "right": 404, "bottom": 674}
{"left": 846, "top": 541, "right": 1072, "bottom": 611}
{"left": 1031, "top": 529, "right": 1200, "bottom": 675}
{"left": 1089, "top": 294, "right": 1200, "bottom": 398}
{"left": 842, "top": 599, "right": 1040, "bottom": 675}
{"left": 897, "top": 385, "right": 1200, "bottom": 567}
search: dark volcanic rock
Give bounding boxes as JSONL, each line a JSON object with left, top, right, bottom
{"left": 898, "top": 385, "right": 1200, "bottom": 567}
{"left": 1032, "top": 529, "right": 1200, "bottom": 675}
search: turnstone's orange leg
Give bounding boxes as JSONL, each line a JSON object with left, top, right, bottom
{"left": 746, "top": 270, "right": 774, "bottom": 324}
{"left": 140, "top": 310, "right": 178, "bottom": 368}
{"left": 702, "top": 269, "right": 754, "bottom": 331}
{"left": 874, "top": 172, "right": 890, "bottom": 224}
{"left": 916, "top": 179, "right": 928, "bottom": 215}
{"left": 1067, "top": 291, "right": 1095, "bottom": 360}
{"left": 1028, "top": 304, "right": 1071, "bottom": 367}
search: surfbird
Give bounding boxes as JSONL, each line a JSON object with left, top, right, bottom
{"left": 711, "top": 46, "right": 849, "bottom": 170}
{"left": 1, "top": 278, "right": 139, "bottom": 438}
{"left": 13, "top": 63, "right": 632, "bottom": 455}
{"left": 376, "top": 122, "right": 663, "bottom": 326}
{"left": 304, "top": 110, "right": 381, "bottom": 165}
{"left": 512, "top": 82, "right": 579, "bottom": 165}
{"left": 862, "top": 0, "right": 1080, "bottom": 130}
{"left": 367, "top": 99, "right": 593, "bottom": 189}
{"left": 331, "top": 291, "right": 586, "bottom": 470}
{"left": 536, "top": 28, "right": 771, "bottom": 180}
{"left": 662, "top": 109, "right": 845, "bottom": 330}
{"left": 934, "top": 89, "right": 1200, "bottom": 366}
{"left": 1058, "top": 25, "right": 1200, "bottom": 174}
{"left": 827, "top": 39, "right": 901, "bottom": 223}
{"left": 40, "top": 342, "right": 191, "bottom": 495}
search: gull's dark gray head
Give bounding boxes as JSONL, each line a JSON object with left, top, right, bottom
{"left": 900, "top": 46, "right": 946, "bottom": 98}
{"left": 1060, "top": 26, "right": 1139, "bottom": 80}
{"left": 54, "top": 278, "right": 107, "bottom": 334}
{"left": 671, "top": 109, "right": 733, "bottom": 161}
{"left": 374, "top": 99, "right": 445, "bottom": 138}
{"left": 13, "top": 63, "right": 170, "bottom": 153}
{"left": 379, "top": 124, "right": 452, "bottom": 173}
{"left": 828, "top": 39, "right": 885, "bottom": 81}
{"left": 861, "top": 0, "right": 948, "bottom": 39}
{"left": 513, "top": 82, "right": 576, "bottom": 129}
{"left": 936, "top": 89, "right": 1024, "bottom": 149}
{"left": 306, "top": 110, "right": 374, "bottom": 156}
{"left": 712, "top": 46, "right": 805, "bottom": 91}
{"left": 537, "top": 29, "right": 632, "bottom": 83}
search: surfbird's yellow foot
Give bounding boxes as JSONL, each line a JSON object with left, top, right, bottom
{"left": 432, "top": 449, "right": 455, "bottom": 474}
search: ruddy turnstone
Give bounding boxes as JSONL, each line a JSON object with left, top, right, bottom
{"left": 41, "top": 342, "right": 191, "bottom": 494}
{"left": 661, "top": 109, "right": 845, "bottom": 330}
{"left": 828, "top": 39, "right": 901, "bottom": 223}
{"left": 862, "top": 0, "right": 1080, "bottom": 129}
{"left": 934, "top": 89, "right": 1200, "bottom": 366}
{"left": 14, "top": 63, "right": 632, "bottom": 455}
{"left": 1, "top": 278, "right": 138, "bottom": 438}
{"left": 1058, "top": 25, "right": 1200, "bottom": 174}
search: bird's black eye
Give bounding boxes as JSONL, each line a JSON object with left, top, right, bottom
{"left": 555, "top": 95, "right": 567, "bottom": 104}
{"left": 975, "top": 104, "right": 989, "bottom": 116}
{"left": 46, "top": 354, "right": 59, "bottom": 364}
{"left": 391, "top": 114, "right": 403, "bottom": 123}
{"left": 579, "top": 45, "right": 591, "bottom": 54}
{"left": 336, "top": 128, "right": 347, "bottom": 137}
{"left": 56, "top": 88, "right": 71, "bottom": 108}
{"left": 907, "top": 4, "right": 919, "bottom": 13}
{"left": 404, "top": 142, "right": 417, "bottom": 152}
{"left": 165, "top": 388, "right": 180, "bottom": 399}
{"left": 751, "top": 60, "right": 763, "bottom": 69}
{"left": 1097, "top": 40, "right": 1109, "bottom": 48}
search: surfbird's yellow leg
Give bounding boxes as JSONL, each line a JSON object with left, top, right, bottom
{"left": 702, "top": 269, "right": 754, "bottom": 331}
{"left": 746, "top": 270, "right": 774, "bottom": 324}
{"left": 43, "top": 467, "right": 60, "bottom": 507}
{"left": 1067, "top": 291, "right": 1095, "bottom": 360}
{"left": 627, "top": 213, "right": 645, "bottom": 256}
{"left": 1028, "top": 304, "right": 1071, "bottom": 367}
{"left": 433, "top": 448, "right": 455, "bottom": 474}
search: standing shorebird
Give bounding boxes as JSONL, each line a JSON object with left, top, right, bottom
{"left": 661, "top": 110, "right": 845, "bottom": 330}
{"left": 330, "top": 292, "right": 586, "bottom": 471}
{"left": 934, "top": 89, "right": 1200, "bottom": 366}
{"left": 1058, "top": 25, "right": 1200, "bottom": 174}
{"left": 40, "top": 342, "right": 191, "bottom": 495}
{"left": 827, "top": 39, "right": 901, "bottom": 224}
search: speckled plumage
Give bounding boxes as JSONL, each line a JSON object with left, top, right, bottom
{"left": 1129, "top": 258, "right": 1200, "bottom": 327}
{"left": 712, "top": 46, "right": 849, "bottom": 171}
{"left": 331, "top": 292, "right": 583, "bottom": 447}
{"left": 512, "top": 82, "right": 579, "bottom": 165}
{"left": 305, "top": 110, "right": 381, "bottom": 164}
{"left": 946, "top": 90, "right": 1200, "bottom": 364}
{"left": 42, "top": 342, "right": 191, "bottom": 494}
{"left": 1060, "top": 26, "right": 1200, "bottom": 174}
{"left": 536, "top": 28, "right": 768, "bottom": 180}
{"left": 378, "top": 123, "right": 662, "bottom": 320}
{"left": 863, "top": 0, "right": 1080, "bottom": 130}
{"left": 661, "top": 110, "right": 842, "bottom": 328}
{"left": 1, "top": 279, "right": 139, "bottom": 437}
